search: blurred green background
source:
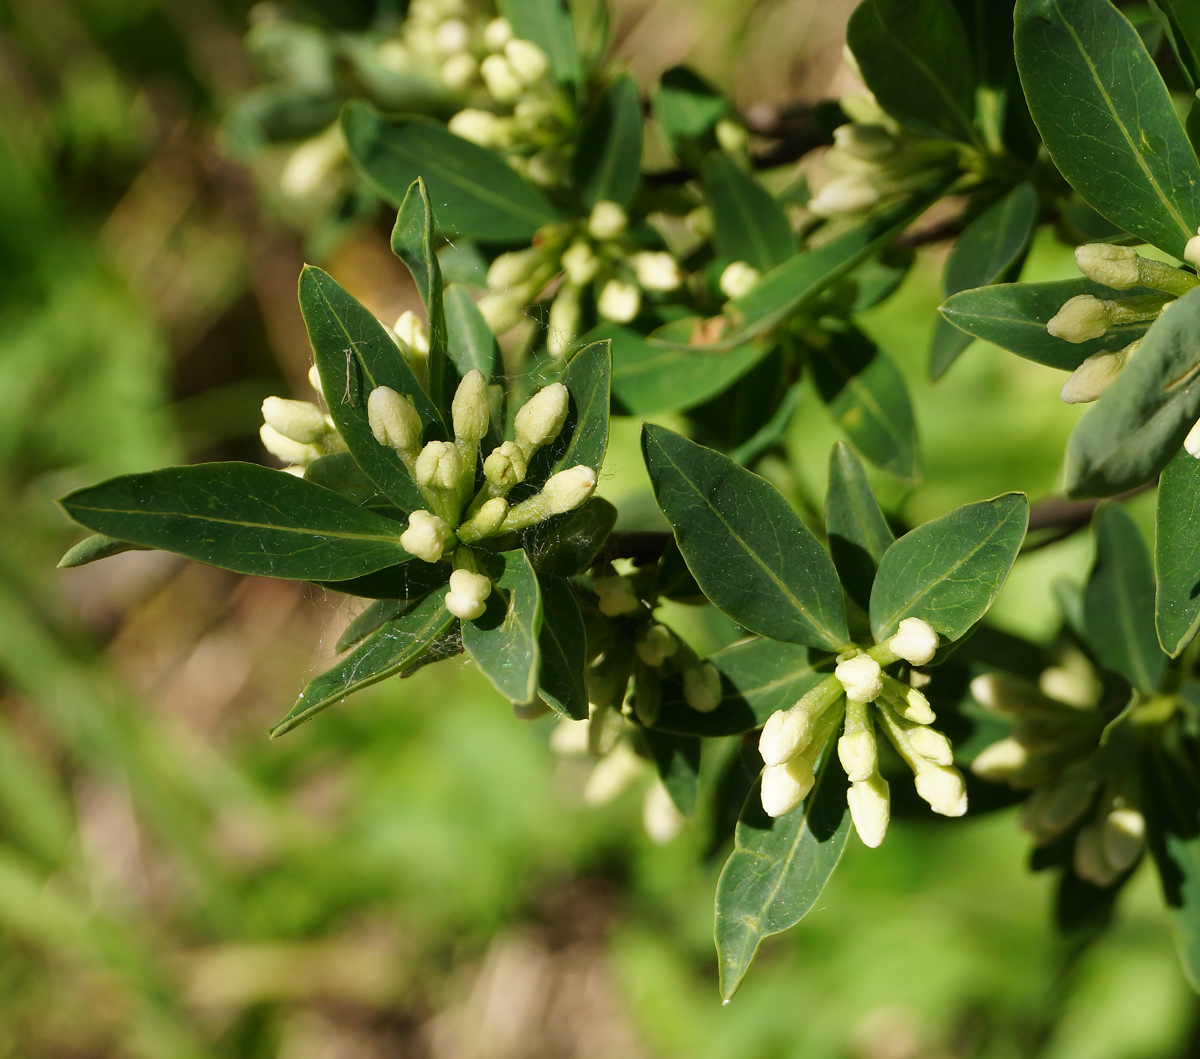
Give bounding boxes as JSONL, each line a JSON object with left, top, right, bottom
{"left": 2, "top": 0, "right": 1197, "bottom": 1055}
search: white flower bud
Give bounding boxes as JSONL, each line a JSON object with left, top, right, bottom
{"left": 896, "top": 686, "right": 935, "bottom": 725}
{"left": 547, "top": 283, "right": 581, "bottom": 358}
{"left": 838, "top": 727, "right": 878, "bottom": 783}
{"left": 260, "top": 424, "right": 323, "bottom": 466}
{"left": 719, "top": 261, "right": 760, "bottom": 299}
{"left": 683, "top": 663, "right": 722, "bottom": 713}
{"left": 1074, "top": 822, "right": 1119, "bottom": 887}
{"left": 1060, "top": 348, "right": 1128, "bottom": 404}
{"left": 631, "top": 251, "right": 683, "bottom": 292}
{"left": 587, "top": 200, "right": 627, "bottom": 241}
{"left": 480, "top": 53, "right": 524, "bottom": 104}
{"left": 487, "top": 247, "right": 544, "bottom": 292}
{"left": 483, "top": 16, "right": 513, "bottom": 51}
{"left": 367, "top": 386, "right": 423, "bottom": 453}
{"left": 477, "top": 290, "right": 526, "bottom": 333}
{"left": 1186, "top": 232, "right": 1200, "bottom": 268}
{"left": 761, "top": 759, "right": 814, "bottom": 817}
{"left": 1046, "top": 294, "right": 1110, "bottom": 343}
{"left": 832, "top": 122, "right": 897, "bottom": 161}
{"left": 914, "top": 763, "right": 968, "bottom": 817}
{"left": 434, "top": 17, "right": 471, "bottom": 54}
{"left": 583, "top": 741, "right": 644, "bottom": 806}
{"left": 970, "top": 737, "right": 1029, "bottom": 781}
{"left": 561, "top": 240, "right": 599, "bottom": 285}
{"left": 1074, "top": 243, "right": 1140, "bottom": 290}
{"left": 279, "top": 126, "right": 346, "bottom": 199}
{"left": 448, "top": 108, "right": 514, "bottom": 149}
{"left": 444, "top": 567, "right": 492, "bottom": 621}
{"left": 504, "top": 38, "right": 550, "bottom": 85}
{"left": 848, "top": 774, "right": 891, "bottom": 848}
{"left": 393, "top": 310, "right": 429, "bottom": 356}
{"left": 415, "top": 440, "right": 463, "bottom": 491}
{"left": 452, "top": 369, "right": 489, "bottom": 442}
{"left": 809, "top": 173, "right": 881, "bottom": 217}
{"left": 261, "top": 396, "right": 327, "bottom": 445}
{"left": 906, "top": 725, "right": 954, "bottom": 767}
{"left": 597, "top": 278, "right": 641, "bottom": 323}
{"left": 714, "top": 118, "right": 748, "bottom": 154}
{"left": 307, "top": 363, "right": 323, "bottom": 395}
{"left": 464, "top": 496, "right": 508, "bottom": 538}
{"left": 441, "top": 52, "right": 478, "bottom": 92}
{"left": 483, "top": 440, "right": 527, "bottom": 488}
{"left": 636, "top": 625, "right": 678, "bottom": 667}
{"left": 594, "top": 575, "right": 639, "bottom": 616}
{"left": 1102, "top": 808, "right": 1145, "bottom": 873}
{"left": 1186, "top": 415, "right": 1200, "bottom": 459}
{"left": 400, "top": 510, "right": 453, "bottom": 563}
{"left": 514, "top": 382, "right": 569, "bottom": 452}
{"left": 888, "top": 617, "right": 939, "bottom": 666}
{"left": 549, "top": 717, "right": 589, "bottom": 755}
{"left": 539, "top": 465, "right": 597, "bottom": 515}
{"left": 835, "top": 654, "right": 883, "bottom": 704}
{"left": 759, "top": 706, "right": 813, "bottom": 767}
{"left": 644, "top": 781, "right": 686, "bottom": 844}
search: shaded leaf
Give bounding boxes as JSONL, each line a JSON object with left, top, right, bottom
{"left": 572, "top": 74, "right": 642, "bottom": 209}
{"left": 1156, "top": 447, "right": 1200, "bottom": 656}
{"left": 444, "top": 283, "right": 502, "bottom": 382}
{"left": 536, "top": 573, "right": 588, "bottom": 719}
{"left": 521, "top": 497, "right": 617, "bottom": 576}
{"left": 825, "top": 441, "right": 895, "bottom": 610}
{"left": 644, "top": 729, "right": 701, "bottom": 817}
{"left": 703, "top": 152, "right": 795, "bottom": 272}
{"left": 654, "top": 66, "right": 728, "bottom": 167}
{"left": 461, "top": 550, "right": 543, "bottom": 704}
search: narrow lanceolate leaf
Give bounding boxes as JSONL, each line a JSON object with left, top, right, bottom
{"left": 715, "top": 750, "right": 851, "bottom": 1001}
{"left": 653, "top": 66, "right": 729, "bottom": 167}
{"left": 60, "top": 463, "right": 408, "bottom": 581}
{"left": 1015, "top": 0, "right": 1200, "bottom": 258}
{"left": 1157, "top": 449, "right": 1200, "bottom": 656}
{"left": 1083, "top": 502, "right": 1165, "bottom": 693}
{"left": 703, "top": 152, "right": 795, "bottom": 272}
{"left": 444, "top": 283, "right": 502, "bottom": 382}
{"left": 341, "top": 102, "right": 564, "bottom": 241}
{"left": 643, "top": 729, "right": 701, "bottom": 817}
{"left": 536, "top": 573, "right": 588, "bottom": 719}
{"left": 1065, "top": 286, "right": 1200, "bottom": 498}
{"left": 930, "top": 182, "right": 1038, "bottom": 378}
{"left": 642, "top": 424, "right": 850, "bottom": 650}
{"left": 58, "top": 534, "right": 148, "bottom": 569}
{"left": 825, "top": 442, "right": 895, "bottom": 611}
{"left": 497, "top": 0, "right": 581, "bottom": 90}
{"left": 315, "top": 559, "right": 451, "bottom": 601}
{"left": 847, "top": 0, "right": 978, "bottom": 144}
{"left": 300, "top": 265, "right": 443, "bottom": 511}
{"left": 870, "top": 493, "right": 1029, "bottom": 643}
{"left": 572, "top": 74, "right": 642, "bottom": 209}
{"left": 653, "top": 639, "right": 820, "bottom": 737}
{"left": 272, "top": 592, "right": 454, "bottom": 736}
{"left": 1152, "top": 0, "right": 1200, "bottom": 88}
{"left": 939, "top": 278, "right": 1155, "bottom": 370}
{"left": 461, "top": 550, "right": 543, "bottom": 704}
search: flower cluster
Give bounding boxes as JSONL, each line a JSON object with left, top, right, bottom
{"left": 758, "top": 617, "right": 967, "bottom": 847}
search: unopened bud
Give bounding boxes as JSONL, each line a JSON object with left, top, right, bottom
{"left": 583, "top": 741, "right": 644, "bottom": 806}
{"left": 715, "top": 117, "right": 748, "bottom": 154}
{"left": 1074, "top": 243, "right": 1140, "bottom": 290}
{"left": 444, "top": 567, "right": 492, "bottom": 621}
{"left": 452, "top": 369, "right": 489, "bottom": 442}
{"left": 914, "top": 763, "right": 968, "bottom": 817}
{"left": 809, "top": 172, "right": 880, "bottom": 217}
{"left": 838, "top": 728, "right": 878, "bottom": 783}
{"left": 400, "top": 510, "right": 453, "bottom": 563}
{"left": 587, "top": 200, "right": 627, "bottom": 241}
{"left": 484, "top": 16, "right": 513, "bottom": 51}
{"left": 539, "top": 465, "right": 597, "bottom": 515}
{"left": 896, "top": 686, "right": 935, "bottom": 725}
{"left": 1047, "top": 294, "right": 1110, "bottom": 343}
{"left": 636, "top": 625, "right": 678, "bottom": 667}
{"left": 1102, "top": 808, "right": 1145, "bottom": 873}
{"left": 368, "top": 386, "right": 423, "bottom": 453}
{"left": 441, "top": 53, "right": 478, "bottom": 92}
{"left": 483, "top": 440, "right": 528, "bottom": 488}
{"left": 434, "top": 18, "right": 470, "bottom": 54}
{"left": 505, "top": 38, "right": 549, "bottom": 86}
{"left": 835, "top": 654, "right": 883, "bottom": 704}
{"left": 761, "top": 758, "right": 814, "bottom": 817}
{"left": 971, "top": 737, "right": 1029, "bottom": 781}
{"left": 1186, "top": 231, "right": 1200, "bottom": 268}
{"left": 308, "top": 363, "right": 323, "bottom": 395}
{"left": 260, "top": 424, "right": 323, "bottom": 466}
{"left": 888, "top": 617, "right": 939, "bottom": 666}
{"left": 1186, "top": 415, "right": 1200, "bottom": 459}
{"left": 262, "top": 397, "right": 327, "bottom": 444}
{"left": 487, "top": 247, "right": 544, "bottom": 292}
{"left": 683, "top": 662, "right": 722, "bottom": 713}
{"left": 480, "top": 53, "right": 523, "bottom": 104}
{"left": 907, "top": 725, "right": 954, "bottom": 767}
{"left": 848, "top": 774, "right": 890, "bottom": 848}
{"left": 1074, "top": 823, "right": 1119, "bottom": 887}
{"left": 759, "top": 706, "right": 812, "bottom": 766}
{"left": 561, "top": 240, "right": 599, "bottom": 285}
{"left": 1060, "top": 344, "right": 1134, "bottom": 404}
{"left": 394, "top": 310, "right": 430, "bottom": 355}
{"left": 644, "top": 781, "right": 685, "bottom": 844}
{"left": 597, "top": 278, "right": 641, "bottom": 322}
{"left": 1021, "top": 775, "right": 1095, "bottom": 840}
{"left": 415, "top": 440, "right": 463, "bottom": 491}
{"left": 547, "top": 283, "right": 581, "bottom": 358}
{"left": 448, "top": 108, "right": 514, "bottom": 149}
{"left": 631, "top": 251, "right": 683, "bottom": 292}
{"left": 514, "top": 382, "right": 569, "bottom": 453}
{"left": 719, "top": 261, "right": 760, "bottom": 299}
{"left": 550, "top": 717, "right": 589, "bottom": 755}
{"left": 477, "top": 290, "right": 526, "bottom": 333}
{"left": 464, "top": 496, "right": 508, "bottom": 538}
{"left": 594, "top": 575, "right": 639, "bottom": 616}
{"left": 833, "top": 122, "right": 897, "bottom": 161}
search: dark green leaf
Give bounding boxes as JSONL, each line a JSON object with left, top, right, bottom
{"left": 847, "top": 0, "right": 978, "bottom": 143}
{"left": 536, "top": 573, "right": 588, "bottom": 719}
{"left": 703, "top": 152, "right": 796, "bottom": 272}
{"left": 58, "top": 534, "right": 148, "bottom": 569}
{"left": 271, "top": 592, "right": 455, "bottom": 736}
{"left": 1152, "top": 0, "right": 1200, "bottom": 88}
{"left": 642, "top": 424, "right": 850, "bottom": 650}
{"left": 338, "top": 598, "right": 408, "bottom": 651}
{"left": 521, "top": 497, "right": 617, "bottom": 576}
{"left": 524, "top": 340, "right": 611, "bottom": 490}
{"left": 314, "top": 560, "right": 450, "bottom": 600}
{"left": 714, "top": 749, "right": 851, "bottom": 1000}
{"left": 60, "top": 463, "right": 409, "bottom": 581}
{"left": 304, "top": 451, "right": 380, "bottom": 505}
{"left": 342, "top": 102, "right": 564, "bottom": 242}
{"left": 461, "top": 550, "right": 543, "bottom": 704}
{"left": 497, "top": 0, "right": 581, "bottom": 90}
{"left": 1156, "top": 448, "right": 1200, "bottom": 656}
{"left": 1083, "top": 502, "right": 1165, "bottom": 692}
{"left": 1015, "top": 0, "right": 1200, "bottom": 257}
{"left": 1065, "top": 286, "right": 1200, "bottom": 497}
{"left": 444, "top": 284, "right": 502, "bottom": 382}
{"left": 870, "top": 493, "right": 1029, "bottom": 642}
{"left": 572, "top": 74, "right": 643, "bottom": 209}
{"left": 654, "top": 66, "right": 729, "bottom": 166}
{"left": 643, "top": 729, "right": 701, "bottom": 817}
{"left": 825, "top": 441, "right": 895, "bottom": 610}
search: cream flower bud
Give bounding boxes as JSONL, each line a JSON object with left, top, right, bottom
{"left": 759, "top": 706, "right": 812, "bottom": 767}
{"left": 631, "top": 251, "right": 683, "bottom": 292}
{"left": 835, "top": 655, "right": 883, "bottom": 704}
{"left": 761, "top": 759, "right": 814, "bottom": 817}
{"left": 465, "top": 496, "right": 508, "bottom": 538}
{"left": 415, "top": 440, "right": 463, "bottom": 491}
{"left": 504, "top": 38, "right": 550, "bottom": 85}
{"left": 260, "top": 424, "right": 323, "bottom": 466}
{"left": 1186, "top": 232, "right": 1200, "bottom": 268}
{"left": 970, "top": 737, "right": 1029, "bottom": 781}
{"left": 1074, "top": 243, "right": 1140, "bottom": 290}
{"left": 483, "top": 16, "right": 513, "bottom": 51}
{"left": 838, "top": 728, "right": 878, "bottom": 783}
{"left": 719, "top": 261, "right": 760, "bottom": 299}
{"left": 561, "top": 240, "right": 599, "bottom": 285}
{"left": 547, "top": 283, "right": 581, "bottom": 358}
{"left": 888, "top": 617, "right": 939, "bottom": 666}
{"left": 583, "top": 741, "right": 644, "bottom": 806}
{"left": 400, "top": 510, "right": 452, "bottom": 563}
{"left": 683, "top": 663, "right": 722, "bottom": 713}
{"left": 367, "top": 386, "right": 422, "bottom": 453}
{"left": 597, "top": 278, "right": 641, "bottom": 323}
{"left": 480, "top": 53, "right": 523, "bottom": 104}
{"left": 434, "top": 18, "right": 471, "bottom": 54}
{"left": 848, "top": 774, "right": 890, "bottom": 848}
{"left": 587, "top": 200, "right": 627, "bottom": 240}
{"left": 540, "top": 466, "right": 597, "bottom": 515}
{"left": 477, "top": 290, "right": 526, "bottom": 334}
{"left": 1060, "top": 348, "right": 1127, "bottom": 404}
{"left": 914, "top": 763, "right": 968, "bottom": 817}
{"left": 897, "top": 686, "right": 935, "bottom": 725}
{"left": 1102, "top": 808, "right": 1145, "bottom": 873}
{"left": 448, "top": 108, "right": 513, "bottom": 149}
{"left": 262, "top": 396, "right": 327, "bottom": 444}
{"left": 1046, "top": 294, "right": 1110, "bottom": 343}
{"left": 594, "top": 575, "right": 639, "bottom": 616}
{"left": 483, "top": 440, "right": 528, "bottom": 488}
{"left": 644, "top": 781, "right": 686, "bottom": 844}
{"left": 514, "top": 382, "right": 569, "bottom": 452}
{"left": 441, "top": 53, "right": 478, "bottom": 92}
{"left": 832, "top": 122, "right": 897, "bottom": 161}
{"left": 308, "top": 363, "right": 323, "bottom": 395}
{"left": 549, "top": 717, "right": 589, "bottom": 755}
{"left": 487, "top": 247, "right": 544, "bottom": 292}
{"left": 636, "top": 625, "right": 678, "bottom": 667}
{"left": 444, "top": 567, "right": 492, "bottom": 621}
{"left": 906, "top": 726, "right": 954, "bottom": 767}
{"left": 1186, "top": 415, "right": 1200, "bottom": 459}
{"left": 809, "top": 173, "right": 880, "bottom": 217}
{"left": 394, "top": 310, "right": 430, "bottom": 355}
{"left": 452, "top": 370, "right": 489, "bottom": 442}
{"left": 715, "top": 117, "right": 748, "bottom": 154}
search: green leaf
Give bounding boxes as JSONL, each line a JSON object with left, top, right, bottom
{"left": 299, "top": 265, "right": 442, "bottom": 511}
{"left": 1015, "top": 0, "right": 1200, "bottom": 257}
{"left": 497, "top": 0, "right": 581, "bottom": 91}
{"left": 1156, "top": 448, "right": 1200, "bottom": 656}
{"left": 654, "top": 66, "right": 729, "bottom": 167}
{"left": 461, "top": 550, "right": 543, "bottom": 704}
{"left": 930, "top": 183, "right": 1039, "bottom": 378}
{"left": 653, "top": 639, "right": 820, "bottom": 737}
{"left": 304, "top": 451, "right": 380, "bottom": 506}
{"left": 810, "top": 321, "right": 919, "bottom": 482}
{"left": 703, "top": 152, "right": 796, "bottom": 272}
{"left": 341, "top": 102, "right": 564, "bottom": 242}
{"left": 714, "top": 749, "right": 851, "bottom": 1001}
{"left": 643, "top": 729, "right": 701, "bottom": 816}
{"left": 1152, "top": 0, "right": 1200, "bottom": 88}
{"left": 642, "top": 424, "right": 850, "bottom": 650}
{"left": 444, "top": 283, "right": 502, "bottom": 382}
{"left": 571, "top": 74, "right": 643, "bottom": 209}
{"left": 825, "top": 441, "right": 895, "bottom": 611}
{"left": 524, "top": 339, "right": 611, "bottom": 490}
{"left": 869, "top": 492, "right": 1029, "bottom": 642}
{"left": 271, "top": 592, "right": 455, "bottom": 736}
{"left": 60, "top": 463, "right": 410, "bottom": 581}
{"left": 390, "top": 178, "right": 456, "bottom": 417}
{"left": 57, "top": 534, "right": 148, "bottom": 569}
{"left": 1083, "top": 502, "right": 1165, "bottom": 692}
{"left": 315, "top": 560, "right": 451, "bottom": 601}
{"left": 939, "top": 278, "right": 1156, "bottom": 370}
{"left": 847, "top": 0, "right": 978, "bottom": 144}
{"left": 1064, "top": 286, "right": 1200, "bottom": 497}
{"left": 521, "top": 497, "right": 617, "bottom": 576}
{"left": 536, "top": 573, "right": 588, "bottom": 719}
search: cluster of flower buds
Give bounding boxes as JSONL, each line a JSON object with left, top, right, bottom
{"left": 258, "top": 386, "right": 347, "bottom": 472}
{"left": 478, "top": 201, "right": 686, "bottom": 353}
{"left": 757, "top": 617, "right": 966, "bottom": 847}
{"left": 969, "top": 668, "right": 1145, "bottom": 887}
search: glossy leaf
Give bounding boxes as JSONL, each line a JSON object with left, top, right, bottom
{"left": 847, "top": 0, "right": 978, "bottom": 143}
{"left": 1083, "top": 502, "right": 1165, "bottom": 692}
{"left": 60, "top": 463, "right": 409, "bottom": 581}
{"left": 939, "top": 278, "right": 1155, "bottom": 370}
{"left": 703, "top": 152, "right": 795, "bottom": 272}
{"left": 498, "top": 0, "right": 581, "bottom": 90}
{"left": 654, "top": 66, "right": 728, "bottom": 166}
{"left": 930, "top": 182, "right": 1038, "bottom": 378}
{"left": 1156, "top": 448, "right": 1200, "bottom": 656}
{"left": 825, "top": 441, "right": 895, "bottom": 610}
{"left": 444, "top": 283, "right": 502, "bottom": 382}
{"left": 572, "top": 74, "right": 642, "bottom": 209}
{"left": 642, "top": 424, "right": 850, "bottom": 650}
{"left": 271, "top": 592, "right": 455, "bottom": 736}
{"left": 1153, "top": 0, "right": 1200, "bottom": 88}
{"left": 521, "top": 497, "right": 617, "bottom": 576}
{"left": 304, "top": 451, "right": 380, "bottom": 506}
{"left": 1064, "top": 286, "right": 1200, "bottom": 497}
{"left": 461, "top": 550, "right": 543, "bottom": 704}
{"left": 714, "top": 749, "right": 851, "bottom": 1001}
{"left": 342, "top": 102, "right": 564, "bottom": 241}
{"left": 536, "top": 573, "right": 588, "bottom": 719}
{"left": 58, "top": 534, "right": 148, "bottom": 569}
{"left": 870, "top": 493, "right": 1029, "bottom": 642}
{"left": 315, "top": 560, "right": 451, "bottom": 601}
{"left": 644, "top": 729, "right": 701, "bottom": 817}
{"left": 1015, "top": 0, "right": 1200, "bottom": 257}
